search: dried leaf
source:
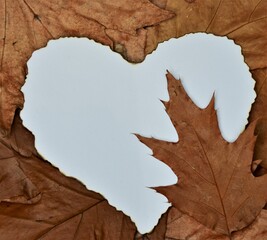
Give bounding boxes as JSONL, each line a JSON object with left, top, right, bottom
{"left": 137, "top": 207, "right": 267, "bottom": 239}
{"left": 232, "top": 209, "right": 267, "bottom": 239}
{"left": 144, "top": 2, "right": 267, "bottom": 174}
{"left": 0, "top": 111, "right": 40, "bottom": 204}
{"left": 165, "top": 207, "right": 267, "bottom": 240}
{"left": 165, "top": 207, "right": 227, "bottom": 240}
{"left": 135, "top": 213, "right": 167, "bottom": 240}
{"left": 249, "top": 68, "right": 267, "bottom": 173}
{"left": 0, "top": 113, "right": 137, "bottom": 239}
{"left": 138, "top": 72, "right": 267, "bottom": 236}
{"left": 2, "top": 1, "right": 266, "bottom": 238}
{"left": 146, "top": 0, "right": 267, "bottom": 70}
{"left": 0, "top": 1, "right": 174, "bottom": 132}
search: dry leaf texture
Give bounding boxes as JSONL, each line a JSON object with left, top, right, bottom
{"left": 249, "top": 68, "right": 267, "bottom": 173}
{"left": 0, "top": 0, "right": 174, "bottom": 132}
{"left": 139, "top": 208, "right": 267, "bottom": 240}
{"left": 147, "top": 0, "right": 267, "bottom": 70}
{"left": 0, "top": 113, "right": 136, "bottom": 239}
{"left": 138, "top": 72, "right": 267, "bottom": 237}
{"left": 1, "top": 1, "right": 266, "bottom": 239}
{"left": 145, "top": 0, "right": 267, "bottom": 171}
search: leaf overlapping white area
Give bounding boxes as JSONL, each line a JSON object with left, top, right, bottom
{"left": 21, "top": 33, "right": 255, "bottom": 233}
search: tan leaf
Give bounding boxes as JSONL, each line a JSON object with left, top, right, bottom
{"left": 138, "top": 72, "right": 267, "bottom": 236}
{"left": 0, "top": 0, "right": 174, "bottom": 132}
{"left": 0, "top": 112, "right": 137, "bottom": 239}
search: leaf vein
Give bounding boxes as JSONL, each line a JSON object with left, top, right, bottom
{"left": 206, "top": 0, "right": 223, "bottom": 31}
{"left": 191, "top": 125, "right": 231, "bottom": 235}
{"left": 156, "top": 145, "right": 215, "bottom": 186}
{"left": 36, "top": 200, "right": 104, "bottom": 239}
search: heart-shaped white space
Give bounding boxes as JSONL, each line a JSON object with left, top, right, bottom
{"left": 21, "top": 33, "right": 255, "bottom": 234}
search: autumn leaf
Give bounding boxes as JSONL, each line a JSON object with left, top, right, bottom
{"left": 1, "top": 1, "right": 266, "bottom": 238}
{"left": 0, "top": 0, "right": 174, "bottom": 132}
{"left": 249, "top": 68, "right": 267, "bottom": 174}
{"left": 138, "top": 207, "right": 267, "bottom": 240}
{"left": 135, "top": 211, "right": 168, "bottom": 240}
{"left": 143, "top": 0, "right": 267, "bottom": 172}
{"left": 0, "top": 112, "right": 137, "bottom": 239}
{"left": 138, "top": 72, "right": 267, "bottom": 237}
{"left": 146, "top": 0, "right": 267, "bottom": 70}
{"left": 0, "top": 110, "right": 40, "bottom": 204}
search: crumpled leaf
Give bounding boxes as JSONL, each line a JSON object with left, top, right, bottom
{"left": 138, "top": 72, "right": 267, "bottom": 236}
{"left": 0, "top": 112, "right": 137, "bottom": 239}
{"left": 0, "top": 0, "right": 174, "bottom": 132}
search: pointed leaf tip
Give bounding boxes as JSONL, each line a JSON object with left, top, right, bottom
{"left": 140, "top": 73, "right": 267, "bottom": 235}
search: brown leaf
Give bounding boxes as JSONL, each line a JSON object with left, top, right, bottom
{"left": 165, "top": 207, "right": 267, "bottom": 240}
{"left": 138, "top": 72, "right": 267, "bottom": 236}
{"left": 0, "top": 111, "right": 40, "bottom": 204}
{"left": 165, "top": 207, "right": 227, "bottom": 240}
{"left": 135, "top": 212, "right": 168, "bottom": 240}
{"left": 137, "top": 207, "right": 267, "bottom": 239}
{"left": 146, "top": 0, "right": 267, "bottom": 70}
{"left": 231, "top": 209, "right": 267, "bottom": 239}
{"left": 249, "top": 68, "right": 267, "bottom": 174}
{"left": 146, "top": 2, "right": 267, "bottom": 163}
{"left": 0, "top": 112, "right": 137, "bottom": 239}
{"left": 250, "top": 68, "right": 267, "bottom": 120}
{"left": 105, "top": 29, "right": 148, "bottom": 63}
{"left": 0, "top": 1, "right": 174, "bottom": 132}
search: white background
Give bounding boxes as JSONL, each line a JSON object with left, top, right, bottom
{"left": 21, "top": 33, "right": 255, "bottom": 234}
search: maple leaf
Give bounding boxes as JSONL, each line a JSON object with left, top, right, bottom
{"left": 1, "top": 1, "right": 265, "bottom": 238}
{"left": 138, "top": 72, "right": 267, "bottom": 236}
{"left": 0, "top": 1, "right": 174, "bottom": 132}
{"left": 0, "top": 112, "right": 137, "bottom": 239}
{"left": 143, "top": 1, "right": 267, "bottom": 173}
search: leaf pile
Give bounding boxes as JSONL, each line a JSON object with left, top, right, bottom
{"left": 0, "top": 0, "right": 266, "bottom": 239}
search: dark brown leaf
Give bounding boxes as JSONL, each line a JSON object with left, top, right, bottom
{"left": 138, "top": 72, "right": 267, "bottom": 236}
